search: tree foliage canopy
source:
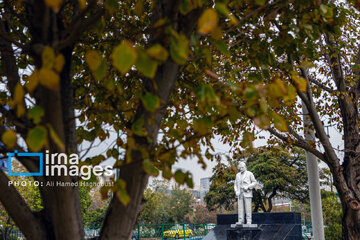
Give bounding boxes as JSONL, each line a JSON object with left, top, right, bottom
{"left": 0, "top": 0, "right": 360, "bottom": 239}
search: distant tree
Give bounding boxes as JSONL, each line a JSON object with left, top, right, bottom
{"left": 138, "top": 180, "right": 194, "bottom": 224}
{"left": 204, "top": 157, "right": 237, "bottom": 212}
{"left": 137, "top": 180, "right": 170, "bottom": 224}
{"left": 192, "top": 205, "right": 217, "bottom": 224}
{"left": 81, "top": 181, "right": 110, "bottom": 228}
{"left": 168, "top": 186, "right": 194, "bottom": 223}
{"left": 83, "top": 205, "right": 108, "bottom": 229}
{"left": 321, "top": 191, "right": 342, "bottom": 240}
{"left": 247, "top": 147, "right": 309, "bottom": 212}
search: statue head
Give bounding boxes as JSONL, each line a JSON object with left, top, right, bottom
{"left": 239, "top": 162, "right": 247, "bottom": 173}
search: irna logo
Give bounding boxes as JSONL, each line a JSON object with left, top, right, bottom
{"left": 8, "top": 150, "right": 112, "bottom": 180}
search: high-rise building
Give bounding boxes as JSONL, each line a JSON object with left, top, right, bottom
{"left": 200, "top": 177, "right": 211, "bottom": 201}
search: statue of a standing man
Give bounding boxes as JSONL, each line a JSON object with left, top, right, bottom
{"left": 234, "top": 162, "right": 257, "bottom": 225}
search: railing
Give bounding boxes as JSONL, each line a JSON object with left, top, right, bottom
{"left": 134, "top": 223, "right": 216, "bottom": 240}
{"left": 2, "top": 223, "right": 217, "bottom": 240}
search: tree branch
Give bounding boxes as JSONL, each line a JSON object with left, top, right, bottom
{"left": 297, "top": 68, "right": 341, "bottom": 170}
{"left": 0, "top": 169, "right": 47, "bottom": 239}
{"left": 0, "top": 20, "right": 21, "bottom": 96}
{"left": 266, "top": 127, "right": 326, "bottom": 162}
{"left": 324, "top": 33, "right": 346, "bottom": 92}
{"left": 307, "top": 75, "right": 335, "bottom": 93}
{"left": 55, "top": 7, "right": 105, "bottom": 50}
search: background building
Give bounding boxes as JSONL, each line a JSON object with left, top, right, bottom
{"left": 200, "top": 177, "right": 211, "bottom": 201}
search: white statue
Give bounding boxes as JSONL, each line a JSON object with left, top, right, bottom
{"left": 234, "top": 162, "right": 257, "bottom": 225}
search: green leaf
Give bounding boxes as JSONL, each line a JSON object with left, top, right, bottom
{"left": 174, "top": 170, "right": 185, "bottom": 184}
{"left": 185, "top": 174, "right": 194, "bottom": 188}
{"left": 26, "top": 126, "right": 47, "bottom": 151}
{"left": 244, "top": 87, "right": 258, "bottom": 100}
{"left": 215, "top": 41, "right": 230, "bottom": 56}
{"left": 85, "top": 50, "right": 102, "bottom": 71}
{"left": 131, "top": 118, "right": 147, "bottom": 136}
{"left": 141, "top": 92, "right": 160, "bottom": 112}
{"left": 94, "top": 60, "right": 107, "bottom": 81}
{"left": 146, "top": 44, "right": 169, "bottom": 62}
{"left": 194, "top": 117, "right": 212, "bottom": 135}
{"left": 2, "top": 130, "right": 17, "bottom": 148}
{"left": 169, "top": 34, "right": 189, "bottom": 65}
{"left": 143, "top": 159, "right": 159, "bottom": 176}
{"left": 255, "top": 0, "right": 266, "bottom": 6}
{"left": 136, "top": 48, "right": 158, "bottom": 78}
{"left": 112, "top": 40, "right": 138, "bottom": 74}
{"left": 115, "top": 179, "right": 130, "bottom": 206}
{"left": 28, "top": 105, "right": 44, "bottom": 124}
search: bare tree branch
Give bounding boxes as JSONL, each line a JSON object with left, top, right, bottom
{"left": 266, "top": 127, "right": 326, "bottom": 162}
{"left": 297, "top": 69, "right": 340, "bottom": 170}
{"left": 308, "top": 75, "right": 336, "bottom": 93}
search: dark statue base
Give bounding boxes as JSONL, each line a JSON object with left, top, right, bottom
{"left": 202, "top": 212, "right": 302, "bottom": 240}
{"left": 227, "top": 225, "right": 262, "bottom": 240}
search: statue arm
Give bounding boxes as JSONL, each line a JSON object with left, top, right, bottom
{"left": 247, "top": 172, "right": 257, "bottom": 190}
{"left": 234, "top": 174, "right": 239, "bottom": 196}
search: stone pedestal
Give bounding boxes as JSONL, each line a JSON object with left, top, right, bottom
{"left": 227, "top": 225, "right": 262, "bottom": 240}
{"left": 202, "top": 212, "right": 302, "bottom": 240}
{"left": 231, "top": 223, "right": 258, "bottom": 228}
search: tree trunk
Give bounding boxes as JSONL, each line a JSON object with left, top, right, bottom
{"left": 342, "top": 205, "right": 360, "bottom": 240}
{"left": 267, "top": 186, "right": 279, "bottom": 213}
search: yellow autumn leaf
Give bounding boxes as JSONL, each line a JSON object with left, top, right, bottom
{"left": 16, "top": 104, "right": 25, "bottom": 118}
{"left": 25, "top": 70, "right": 40, "bottom": 93}
{"left": 78, "top": 0, "right": 86, "bottom": 9}
{"left": 54, "top": 54, "right": 65, "bottom": 72}
{"left": 292, "top": 74, "right": 307, "bottom": 92}
{"left": 85, "top": 50, "right": 102, "bottom": 71}
{"left": 2, "top": 130, "right": 17, "bottom": 148}
{"left": 211, "top": 26, "right": 223, "bottom": 40}
{"left": 42, "top": 46, "right": 56, "bottom": 69}
{"left": 146, "top": 44, "right": 169, "bottom": 62}
{"left": 14, "top": 83, "right": 24, "bottom": 104}
{"left": 272, "top": 112, "right": 288, "bottom": 132}
{"left": 39, "top": 68, "right": 60, "bottom": 90}
{"left": 134, "top": 0, "right": 144, "bottom": 16}
{"left": 198, "top": 9, "right": 219, "bottom": 34}
{"left": 44, "top": 0, "right": 63, "bottom": 12}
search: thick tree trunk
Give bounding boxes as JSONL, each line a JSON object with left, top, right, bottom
{"left": 100, "top": 161, "right": 149, "bottom": 240}
{"left": 342, "top": 205, "right": 360, "bottom": 240}
{"left": 332, "top": 159, "right": 360, "bottom": 240}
